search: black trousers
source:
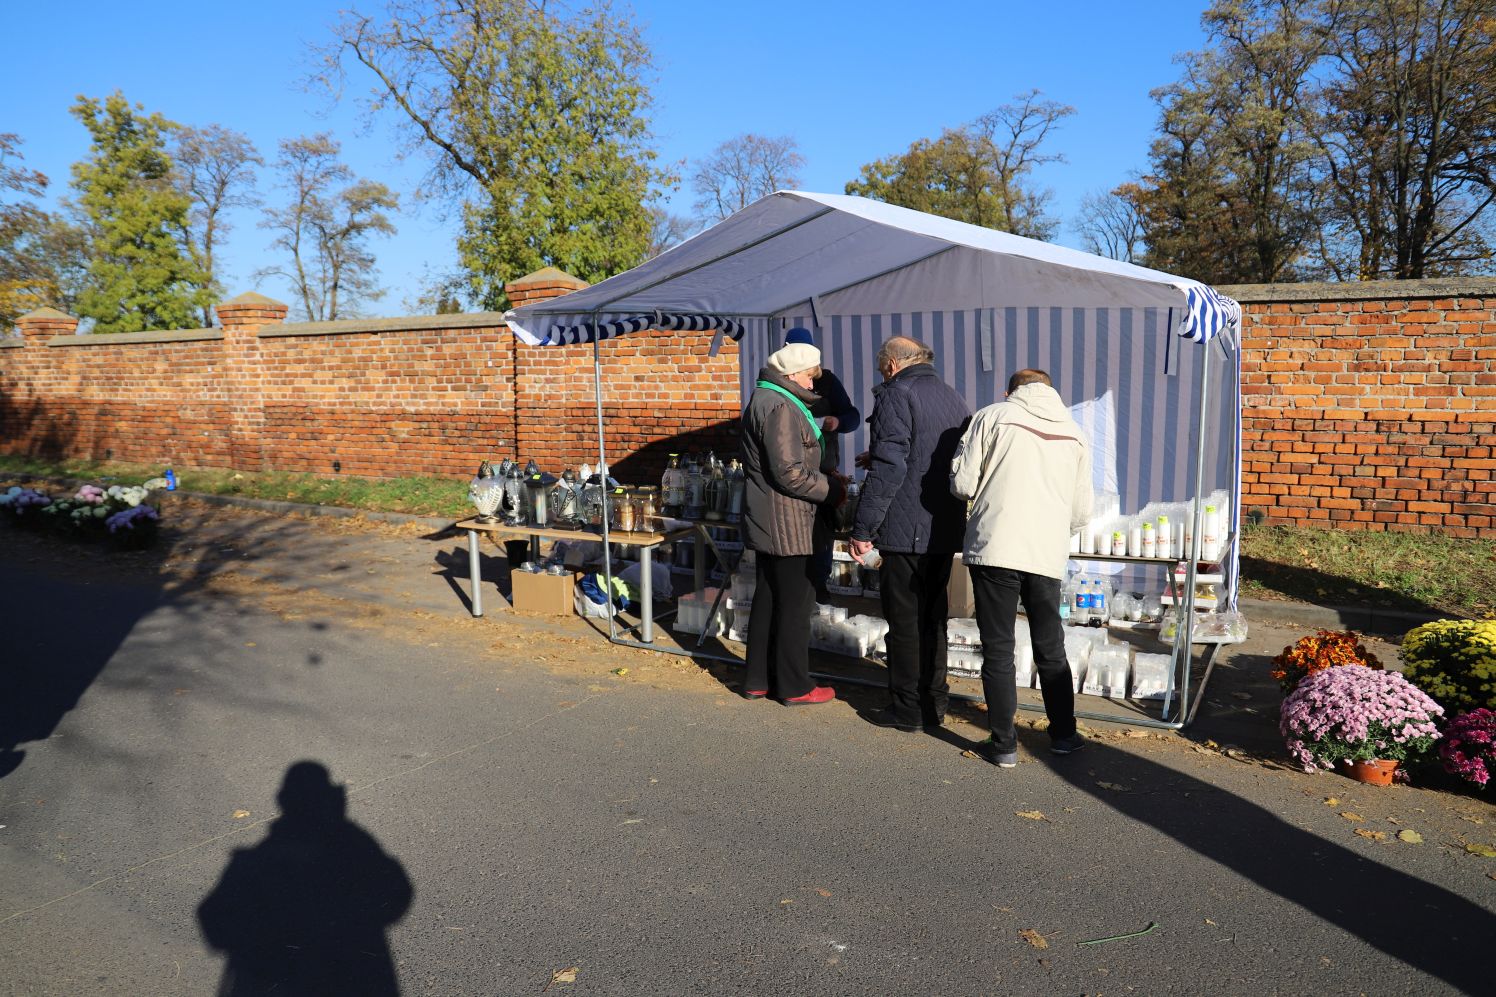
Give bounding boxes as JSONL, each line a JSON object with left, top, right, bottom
{"left": 745, "top": 553, "right": 815, "bottom": 699}
{"left": 879, "top": 551, "right": 953, "bottom": 724}
{"left": 970, "top": 565, "right": 1076, "bottom": 751}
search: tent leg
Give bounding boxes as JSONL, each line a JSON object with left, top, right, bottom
{"left": 593, "top": 334, "right": 617, "bottom": 643}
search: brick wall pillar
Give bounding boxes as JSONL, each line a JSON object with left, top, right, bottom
{"left": 503, "top": 268, "right": 590, "bottom": 462}
{"left": 15, "top": 307, "right": 79, "bottom": 344}
{"left": 215, "top": 292, "right": 287, "bottom": 472}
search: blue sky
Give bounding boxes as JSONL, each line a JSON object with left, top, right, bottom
{"left": 2, "top": 1, "right": 1211, "bottom": 317}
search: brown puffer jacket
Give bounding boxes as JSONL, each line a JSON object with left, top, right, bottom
{"left": 741, "top": 367, "right": 837, "bottom": 556}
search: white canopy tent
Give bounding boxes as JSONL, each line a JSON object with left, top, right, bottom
{"left": 506, "top": 191, "right": 1243, "bottom": 728}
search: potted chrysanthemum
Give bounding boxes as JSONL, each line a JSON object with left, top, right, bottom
{"left": 1279, "top": 665, "right": 1444, "bottom": 785}
{"left": 1439, "top": 709, "right": 1496, "bottom": 789}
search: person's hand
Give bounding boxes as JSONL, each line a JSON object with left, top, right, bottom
{"left": 822, "top": 415, "right": 840, "bottom": 433}
{"left": 854, "top": 450, "right": 871, "bottom": 470}
{"left": 849, "top": 537, "right": 874, "bottom": 565}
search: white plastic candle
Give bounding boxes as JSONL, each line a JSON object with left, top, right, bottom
{"left": 1142, "top": 522, "right": 1156, "bottom": 558}
{"left": 1128, "top": 525, "right": 1143, "bottom": 557}
{"left": 1111, "top": 531, "right": 1126, "bottom": 556}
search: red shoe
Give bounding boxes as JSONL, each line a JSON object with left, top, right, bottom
{"left": 743, "top": 688, "right": 768, "bottom": 699}
{"left": 783, "top": 685, "right": 836, "bottom": 706}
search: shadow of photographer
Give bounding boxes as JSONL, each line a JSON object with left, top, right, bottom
{"left": 198, "top": 761, "right": 413, "bottom": 997}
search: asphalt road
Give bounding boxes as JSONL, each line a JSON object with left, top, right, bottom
{"left": 2, "top": 524, "right": 1493, "bottom": 996}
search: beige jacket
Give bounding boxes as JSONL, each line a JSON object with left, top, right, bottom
{"left": 949, "top": 383, "right": 1094, "bottom": 579}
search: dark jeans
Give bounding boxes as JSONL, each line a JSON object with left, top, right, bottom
{"left": 745, "top": 553, "right": 815, "bottom": 699}
{"left": 971, "top": 565, "right": 1076, "bottom": 752}
{"left": 879, "top": 551, "right": 953, "bottom": 725}
{"left": 809, "top": 505, "right": 835, "bottom": 603}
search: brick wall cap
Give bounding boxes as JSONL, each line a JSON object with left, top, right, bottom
{"left": 17, "top": 307, "right": 76, "bottom": 322}
{"left": 265, "top": 312, "right": 508, "bottom": 338}
{"left": 1219, "top": 277, "right": 1496, "bottom": 304}
{"left": 46, "top": 328, "right": 223, "bottom": 347}
{"left": 218, "top": 291, "right": 289, "bottom": 310}
{"left": 0, "top": 337, "right": 23, "bottom": 348}
{"left": 506, "top": 266, "right": 590, "bottom": 291}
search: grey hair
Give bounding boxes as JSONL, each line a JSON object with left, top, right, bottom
{"left": 876, "top": 337, "right": 934, "bottom": 367}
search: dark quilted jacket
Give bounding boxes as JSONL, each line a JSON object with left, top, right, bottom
{"left": 741, "top": 367, "right": 836, "bottom": 556}
{"left": 851, "top": 363, "right": 970, "bottom": 554}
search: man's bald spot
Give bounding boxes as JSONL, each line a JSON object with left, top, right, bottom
{"left": 877, "top": 336, "right": 933, "bottom": 366}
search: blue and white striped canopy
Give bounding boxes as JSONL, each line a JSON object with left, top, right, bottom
{"left": 536, "top": 313, "right": 745, "bottom": 347}
{"left": 505, "top": 191, "right": 1241, "bottom": 350}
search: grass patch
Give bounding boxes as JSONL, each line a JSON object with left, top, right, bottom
{"left": 0, "top": 455, "right": 471, "bottom": 519}
{"left": 1240, "top": 523, "right": 1495, "bottom": 620}
{"left": 5, "top": 454, "right": 1490, "bottom": 619}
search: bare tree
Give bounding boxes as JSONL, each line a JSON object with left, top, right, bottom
{"left": 173, "top": 125, "right": 262, "bottom": 325}
{"left": 969, "top": 90, "right": 1076, "bottom": 240}
{"left": 1075, "top": 183, "right": 1148, "bottom": 262}
{"left": 691, "top": 134, "right": 804, "bottom": 221}
{"left": 1312, "top": 0, "right": 1496, "bottom": 278}
{"left": 259, "top": 135, "right": 398, "bottom": 321}
{"left": 647, "top": 206, "right": 696, "bottom": 257}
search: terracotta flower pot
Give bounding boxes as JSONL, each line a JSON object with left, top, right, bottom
{"left": 1340, "top": 759, "right": 1399, "bottom": 786}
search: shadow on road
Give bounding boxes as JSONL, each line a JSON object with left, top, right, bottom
{"left": 1027, "top": 735, "right": 1493, "bottom": 993}
{"left": 197, "top": 761, "right": 414, "bottom": 997}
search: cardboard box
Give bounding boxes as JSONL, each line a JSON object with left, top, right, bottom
{"left": 510, "top": 569, "right": 576, "bottom": 615}
{"left": 947, "top": 555, "right": 974, "bottom": 618}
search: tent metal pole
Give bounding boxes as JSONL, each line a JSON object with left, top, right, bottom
{"left": 593, "top": 330, "right": 617, "bottom": 644}
{"left": 1171, "top": 337, "right": 1212, "bottom": 723}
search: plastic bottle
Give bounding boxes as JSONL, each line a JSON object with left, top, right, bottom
{"left": 1073, "top": 577, "right": 1090, "bottom": 622}
{"left": 164, "top": 468, "right": 177, "bottom": 491}
{"left": 1092, "top": 579, "right": 1109, "bottom": 625}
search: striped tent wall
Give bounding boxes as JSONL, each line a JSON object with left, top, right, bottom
{"left": 743, "top": 308, "right": 1237, "bottom": 529}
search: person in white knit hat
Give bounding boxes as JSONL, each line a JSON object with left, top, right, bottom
{"left": 739, "top": 342, "right": 846, "bottom": 705}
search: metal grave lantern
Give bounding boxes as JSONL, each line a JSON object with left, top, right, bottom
{"left": 468, "top": 460, "right": 503, "bottom": 523}
{"left": 549, "top": 468, "right": 582, "bottom": 527}
{"left": 684, "top": 455, "right": 706, "bottom": 520}
{"left": 726, "top": 458, "right": 746, "bottom": 523}
{"left": 704, "top": 459, "right": 728, "bottom": 521}
{"left": 661, "top": 454, "right": 686, "bottom": 518}
{"left": 525, "top": 470, "right": 558, "bottom": 527}
{"left": 501, "top": 460, "right": 527, "bottom": 525}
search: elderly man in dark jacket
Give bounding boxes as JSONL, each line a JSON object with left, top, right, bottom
{"left": 850, "top": 336, "right": 970, "bottom": 732}
{"left": 741, "top": 342, "right": 846, "bottom": 705}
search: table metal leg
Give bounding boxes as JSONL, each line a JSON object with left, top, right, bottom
{"left": 640, "top": 545, "right": 654, "bottom": 644}
{"left": 467, "top": 529, "right": 483, "bottom": 617}
{"left": 693, "top": 529, "right": 706, "bottom": 595}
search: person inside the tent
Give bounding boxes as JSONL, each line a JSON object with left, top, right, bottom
{"left": 740, "top": 342, "right": 847, "bottom": 705}
{"left": 781, "top": 326, "right": 860, "bottom": 602}
{"left": 849, "top": 336, "right": 970, "bottom": 733}
{"left": 950, "top": 368, "right": 1094, "bottom": 767}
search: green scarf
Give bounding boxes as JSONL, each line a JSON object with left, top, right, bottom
{"left": 756, "top": 379, "right": 823, "bottom": 444}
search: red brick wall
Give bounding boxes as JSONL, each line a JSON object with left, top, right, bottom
{"left": 1228, "top": 283, "right": 1496, "bottom": 537}
{"left": 5, "top": 275, "right": 1493, "bottom": 536}
{"left": 0, "top": 271, "right": 742, "bottom": 484}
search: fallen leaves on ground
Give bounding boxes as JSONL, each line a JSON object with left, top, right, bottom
{"left": 1016, "top": 810, "right": 1047, "bottom": 821}
{"left": 1354, "top": 829, "right": 1388, "bottom": 842}
{"left": 1097, "top": 781, "right": 1131, "bottom": 792}
{"left": 1465, "top": 843, "right": 1496, "bottom": 858}
{"left": 1324, "top": 798, "right": 1339, "bottom": 806}
{"left": 1019, "top": 929, "right": 1050, "bottom": 949}
{"left": 1340, "top": 812, "right": 1365, "bottom": 822}
{"left": 232, "top": 810, "right": 250, "bottom": 819}
{"left": 1397, "top": 830, "right": 1423, "bottom": 844}
{"left": 547, "top": 967, "right": 578, "bottom": 988}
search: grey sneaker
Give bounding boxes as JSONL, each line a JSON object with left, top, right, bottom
{"left": 977, "top": 738, "right": 1018, "bottom": 768}
{"left": 1050, "top": 732, "right": 1086, "bottom": 755}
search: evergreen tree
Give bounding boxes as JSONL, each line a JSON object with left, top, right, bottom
{"left": 70, "top": 92, "right": 211, "bottom": 332}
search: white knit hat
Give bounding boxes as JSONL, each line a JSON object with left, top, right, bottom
{"left": 766, "top": 343, "right": 821, "bottom": 376}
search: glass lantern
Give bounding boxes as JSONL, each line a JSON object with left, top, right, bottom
{"left": 468, "top": 460, "right": 503, "bottom": 523}
{"left": 704, "top": 460, "right": 728, "bottom": 521}
{"left": 610, "top": 487, "right": 637, "bottom": 532}
{"left": 502, "top": 461, "right": 527, "bottom": 525}
{"left": 684, "top": 456, "right": 706, "bottom": 520}
{"left": 661, "top": 454, "right": 685, "bottom": 518}
{"left": 835, "top": 480, "right": 862, "bottom": 534}
{"left": 525, "top": 471, "right": 556, "bottom": 527}
{"left": 549, "top": 468, "right": 582, "bottom": 527}
{"left": 726, "top": 459, "right": 746, "bottom": 523}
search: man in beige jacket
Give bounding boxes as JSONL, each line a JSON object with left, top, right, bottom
{"left": 950, "top": 369, "right": 1093, "bottom": 766}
